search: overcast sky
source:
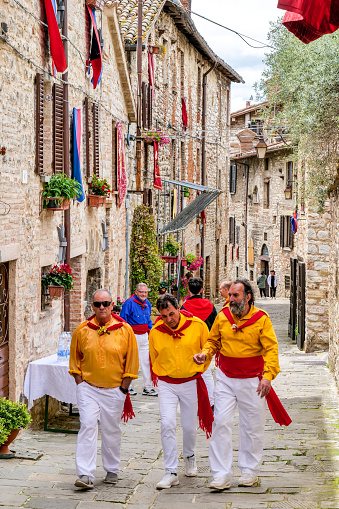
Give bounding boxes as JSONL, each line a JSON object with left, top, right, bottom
{"left": 191, "top": 0, "right": 281, "bottom": 113}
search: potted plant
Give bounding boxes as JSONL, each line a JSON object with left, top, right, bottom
{"left": 183, "top": 187, "right": 190, "bottom": 197}
{"left": 144, "top": 129, "right": 170, "bottom": 146}
{"left": 0, "top": 398, "right": 31, "bottom": 458}
{"left": 170, "top": 280, "right": 178, "bottom": 297}
{"left": 41, "top": 263, "right": 74, "bottom": 299}
{"left": 161, "top": 236, "right": 181, "bottom": 263}
{"left": 185, "top": 253, "right": 204, "bottom": 272}
{"left": 158, "top": 281, "right": 169, "bottom": 294}
{"left": 88, "top": 175, "right": 111, "bottom": 207}
{"left": 42, "top": 173, "right": 82, "bottom": 210}
{"left": 150, "top": 45, "right": 160, "bottom": 54}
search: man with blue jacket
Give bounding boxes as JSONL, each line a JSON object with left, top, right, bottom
{"left": 120, "top": 283, "right": 157, "bottom": 396}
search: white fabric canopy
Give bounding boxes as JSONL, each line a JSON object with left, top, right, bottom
{"left": 23, "top": 354, "right": 77, "bottom": 410}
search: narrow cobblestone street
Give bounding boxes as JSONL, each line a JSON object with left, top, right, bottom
{"left": 1, "top": 299, "right": 339, "bottom": 509}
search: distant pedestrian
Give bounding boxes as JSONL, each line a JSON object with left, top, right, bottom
{"left": 267, "top": 270, "right": 278, "bottom": 299}
{"left": 257, "top": 271, "right": 267, "bottom": 298}
{"left": 219, "top": 280, "right": 232, "bottom": 308}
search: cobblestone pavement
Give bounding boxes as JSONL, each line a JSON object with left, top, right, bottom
{"left": 1, "top": 299, "right": 339, "bottom": 509}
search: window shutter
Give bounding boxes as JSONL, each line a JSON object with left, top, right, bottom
{"left": 148, "top": 85, "right": 153, "bottom": 129}
{"left": 280, "top": 216, "right": 284, "bottom": 247}
{"left": 53, "top": 83, "right": 64, "bottom": 174}
{"left": 92, "top": 103, "right": 99, "bottom": 177}
{"left": 288, "top": 216, "right": 294, "bottom": 249}
{"left": 35, "top": 73, "right": 44, "bottom": 174}
{"left": 229, "top": 164, "right": 237, "bottom": 194}
{"left": 84, "top": 97, "right": 90, "bottom": 178}
{"left": 142, "top": 82, "right": 147, "bottom": 129}
{"left": 112, "top": 121, "right": 117, "bottom": 191}
{"left": 229, "top": 217, "right": 232, "bottom": 244}
{"left": 229, "top": 217, "right": 235, "bottom": 245}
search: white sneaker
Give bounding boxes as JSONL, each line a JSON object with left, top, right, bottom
{"left": 238, "top": 473, "right": 259, "bottom": 486}
{"left": 156, "top": 472, "right": 179, "bottom": 489}
{"left": 209, "top": 475, "right": 232, "bottom": 490}
{"left": 184, "top": 455, "right": 197, "bottom": 476}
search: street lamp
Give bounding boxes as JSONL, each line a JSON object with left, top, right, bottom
{"left": 255, "top": 136, "right": 267, "bottom": 159}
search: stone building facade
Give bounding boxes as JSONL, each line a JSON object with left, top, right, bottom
{"left": 229, "top": 101, "right": 331, "bottom": 353}
{"left": 117, "top": 0, "right": 243, "bottom": 301}
{"left": 0, "top": 0, "right": 138, "bottom": 405}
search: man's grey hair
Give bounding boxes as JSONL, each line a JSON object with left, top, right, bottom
{"left": 220, "top": 280, "right": 232, "bottom": 290}
{"left": 136, "top": 282, "right": 148, "bottom": 291}
{"left": 232, "top": 278, "right": 255, "bottom": 306}
{"left": 92, "top": 288, "right": 112, "bottom": 302}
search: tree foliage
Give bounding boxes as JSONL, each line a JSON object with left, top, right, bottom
{"left": 256, "top": 21, "right": 339, "bottom": 209}
{"left": 130, "top": 205, "right": 164, "bottom": 305}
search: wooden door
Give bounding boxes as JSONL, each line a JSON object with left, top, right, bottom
{"left": 0, "top": 263, "right": 9, "bottom": 398}
{"left": 288, "top": 257, "right": 297, "bottom": 342}
{"left": 297, "top": 262, "right": 306, "bottom": 350}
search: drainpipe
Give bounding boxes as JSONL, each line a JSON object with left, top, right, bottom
{"left": 243, "top": 162, "right": 250, "bottom": 274}
{"left": 136, "top": 0, "right": 142, "bottom": 191}
{"left": 63, "top": 0, "right": 70, "bottom": 331}
{"left": 201, "top": 60, "right": 217, "bottom": 279}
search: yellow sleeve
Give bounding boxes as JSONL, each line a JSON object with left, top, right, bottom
{"left": 149, "top": 329, "right": 157, "bottom": 367}
{"left": 69, "top": 327, "right": 83, "bottom": 377}
{"left": 260, "top": 315, "right": 280, "bottom": 381}
{"left": 201, "top": 315, "right": 222, "bottom": 361}
{"left": 122, "top": 326, "right": 139, "bottom": 379}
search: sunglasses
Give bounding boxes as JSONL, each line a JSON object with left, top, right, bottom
{"left": 93, "top": 301, "right": 112, "bottom": 308}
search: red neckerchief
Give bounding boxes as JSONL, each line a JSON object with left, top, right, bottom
{"left": 222, "top": 306, "right": 265, "bottom": 332}
{"left": 156, "top": 312, "right": 193, "bottom": 339}
{"left": 87, "top": 313, "right": 126, "bottom": 335}
{"left": 133, "top": 298, "right": 147, "bottom": 310}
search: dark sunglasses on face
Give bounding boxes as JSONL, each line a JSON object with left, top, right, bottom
{"left": 93, "top": 301, "right": 112, "bottom": 308}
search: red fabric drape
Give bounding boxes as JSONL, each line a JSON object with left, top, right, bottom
{"left": 183, "top": 297, "right": 213, "bottom": 322}
{"left": 43, "top": 0, "right": 67, "bottom": 73}
{"left": 153, "top": 141, "right": 162, "bottom": 190}
{"left": 148, "top": 50, "right": 155, "bottom": 100}
{"left": 182, "top": 97, "right": 188, "bottom": 131}
{"left": 117, "top": 122, "right": 127, "bottom": 207}
{"left": 277, "top": 0, "right": 339, "bottom": 43}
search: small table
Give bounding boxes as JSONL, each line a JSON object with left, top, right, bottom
{"left": 24, "top": 354, "right": 78, "bottom": 433}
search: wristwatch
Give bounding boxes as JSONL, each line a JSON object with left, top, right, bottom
{"left": 119, "top": 386, "right": 128, "bottom": 395}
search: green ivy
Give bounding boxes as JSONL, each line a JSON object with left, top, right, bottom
{"left": 0, "top": 398, "right": 31, "bottom": 436}
{"left": 130, "top": 205, "right": 164, "bottom": 305}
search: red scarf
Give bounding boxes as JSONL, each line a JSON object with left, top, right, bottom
{"left": 157, "top": 374, "right": 213, "bottom": 438}
{"left": 218, "top": 354, "right": 291, "bottom": 427}
{"left": 86, "top": 313, "right": 135, "bottom": 423}
{"left": 183, "top": 296, "right": 213, "bottom": 322}
{"left": 133, "top": 298, "right": 147, "bottom": 310}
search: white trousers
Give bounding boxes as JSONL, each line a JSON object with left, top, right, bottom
{"left": 133, "top": 333, "right": 152, "bottom": 391}
{"left": 202, "top": 365, "right": 215, "bottom": 406}
{"left": 158, "top": 379, "right": 198, "bottom": 473}
{"left": 209, "top": 369, "right": 266, "bottom": 477}
{"left": 76, "top": 382, "right": 126, "bottom": 481}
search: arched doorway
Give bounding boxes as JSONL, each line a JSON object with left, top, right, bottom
{"left": 260, "top": 244, "right": 270, "bottom": 294}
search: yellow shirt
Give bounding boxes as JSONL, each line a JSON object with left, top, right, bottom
{"left": 149, "top": 314, "right": 210, "bottom": 378}
{"left": 69, "top": 315, "right": 139, "bottom": 388}
{"left": 202, "top": 305, "right": 280, "bottom": 381}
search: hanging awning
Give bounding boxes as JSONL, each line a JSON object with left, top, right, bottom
{"left": 160, "top": 180, "right": 221, "bottom": 235}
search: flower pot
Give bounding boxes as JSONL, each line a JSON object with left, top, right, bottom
{"left": 180, "top": 259, "right": 188, "bottom": 266}
{"left": 88, "top": 195, "right": 107, "bottom": 207}
{"left": 43, "top": 198, "right": 70, "bottom": 211}
{"left": 159, "top": 288, "right": 166, "bottom": 294}
{"left": 144, "top": 136, "right": 154, "bottom": 145}
{"left": 0, "top": 428, "right": 20, "bottom": 457}
{"left": 151, "top": 46, "right": 160, "bottom": 54}
{"left": 48, "top": 285, "right": 64, "bottom": 299}
{"left": 161, "top": 256, "right": 178, "bottom": 263}
{"left": 172, "top": 290, "right": 177, "bottom": 297}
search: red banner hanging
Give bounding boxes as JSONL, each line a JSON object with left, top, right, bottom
{"left": 117, "top": 122, "right": 127, "bottom": 207}
{"left": 153, "top": 140, "right": 162, "bottom": 190}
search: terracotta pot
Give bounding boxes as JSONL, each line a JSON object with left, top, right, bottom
{"left": 0, "top": 428, "right": 20, "bottom": 456}
{"left": 88, "top": 195, "right": 107, "bottom": 207}
{"left": 144, "top": 136, "right": 154, "bottom": 145}
{"left": 159, "top": 288, "right": 166, "bottom": 294}
{"left": 172, "top": 290, "right": 177, "bottom": 297}
{"left": 43, "top": 198, "right": 70, "bottom": 211}
{"left": 151, "top": 46, "right": 160, "bottom": 54}
{"left": 48, "top": 285, "right": 64, "bottom": 299}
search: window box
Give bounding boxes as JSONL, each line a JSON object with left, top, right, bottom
{"left": 48, "top": 285, "right": 64, "bottom": 299}
{"left": 43, "top": 198, "right": 70, "bottom": 211}
{"left": 180, "top": 258, "right": 188, "bottom": 266}
{"left": 88, "top": 195, "right": 107, "bottom": 207}
{"left": 144, "top": 136, "right": 154, "bottom": 145}
{"left": 161, "top": 255, "right": 178, "bottom": 263}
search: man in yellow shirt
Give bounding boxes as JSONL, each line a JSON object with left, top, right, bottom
{"left": 194, "top": 279, "right": 290, "bottom": 490}
{"left": 219, "top": 280, "right": 232, "bottom": 307}
{"left": 149, "top": 293, "right": 213, "bottom": 490}
{"left": 69, "top": 289, "right": 139, "bottom": 489}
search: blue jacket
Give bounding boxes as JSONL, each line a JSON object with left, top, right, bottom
{"left": 120, "top": 295, "right": 153, "bottom": 332}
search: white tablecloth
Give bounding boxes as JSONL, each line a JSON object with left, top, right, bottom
{"left": 23, "top": 354, "right": 77, "bottom": 410}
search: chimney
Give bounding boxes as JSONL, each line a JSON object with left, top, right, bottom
{"left": 181, "top": 0, "right": 191, "bottom": 14}
{"left": 246, "top": 100, "right": 251, "bottom": 108}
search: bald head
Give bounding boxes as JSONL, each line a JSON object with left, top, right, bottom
{"left": 92, "top": 288, "right": 112, "bottom": 302}
{"left": 219, "top": 280, "right": 232, "bottom": 299}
